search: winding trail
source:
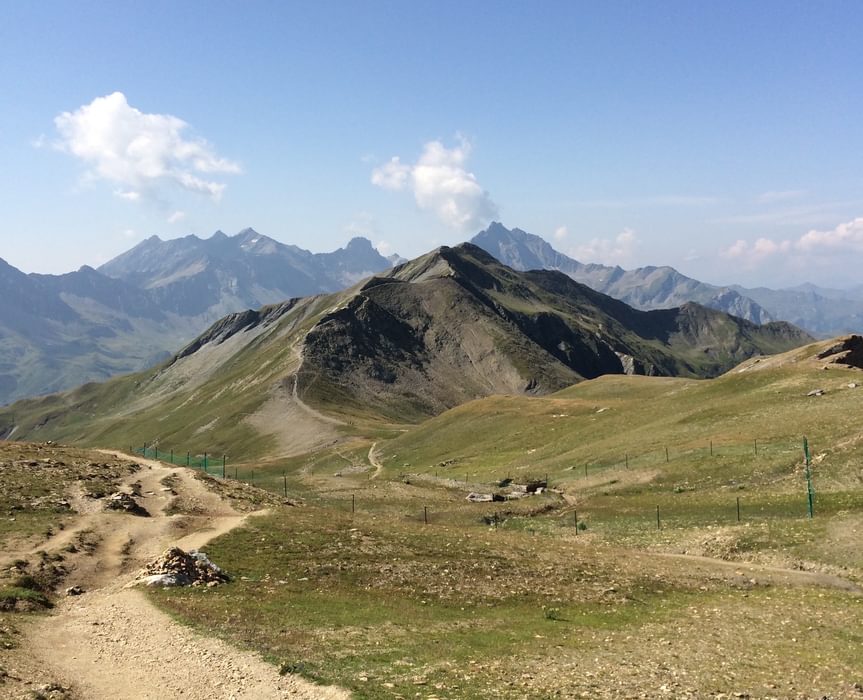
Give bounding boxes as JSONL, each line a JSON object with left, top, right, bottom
{"left": 24, "top": 453, "right": 350, "bottom": 700}
{"left": 368, "top": 441, "right": 384, "bottom": 479}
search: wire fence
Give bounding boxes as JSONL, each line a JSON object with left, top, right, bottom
{"left": 132, "top": 444, "right": 226, "bottom": 477}
{"left": 129, "top": 433, "right": 859, "bottom": 534}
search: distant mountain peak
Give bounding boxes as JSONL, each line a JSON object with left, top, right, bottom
{"left": 345, "top": 236, "right": 375, "bottom": 250}
{"left": 471, "top": 223, "right": 778, "bottom": 327}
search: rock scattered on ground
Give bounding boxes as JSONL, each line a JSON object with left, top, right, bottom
{"left": 104, "top": 491, "right": 149, "bottom": 516}
{"left": 133, "top": 546, "right": 229, "bottom": 588}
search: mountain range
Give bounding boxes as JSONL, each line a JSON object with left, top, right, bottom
{"left": 3, "top": 222, "right": 860, "bottom": 408}
{"left": 0, "top": 243, "right": 810, "bottom": 453}
{"left": 471, "top": 223, "right": 863, "bottom": 337}
{"left": 0, "top": 229, "right": 392, "bottom": 405}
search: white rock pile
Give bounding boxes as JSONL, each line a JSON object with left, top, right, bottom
{"left": 134, "top": 546, "right": 229, "bottom": 588}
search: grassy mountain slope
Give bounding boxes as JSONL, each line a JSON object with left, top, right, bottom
{"left": 147, "top": 336, "right": 863, "bottom": 699}
{"left": 0, "top": 244, "right": 812, "bottom": 456}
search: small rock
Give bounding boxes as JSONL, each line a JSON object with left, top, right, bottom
{"left": 65, "top": 585, "right": 84, "bottom": 596}
{"left": 806, "top": 388, "right": 825, "bottom": 397}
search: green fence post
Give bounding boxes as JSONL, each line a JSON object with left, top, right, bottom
{"left": 170, "top": 449, "right": 174, "bottom": 464}
{"left": 186, "top": 451, "right": 190, "bottom": 467}
{"left": 222, "top": 456, "right": 226, "bottom": 479}
{"left": 204, "top": 452, "right": 208, "bottom": 472}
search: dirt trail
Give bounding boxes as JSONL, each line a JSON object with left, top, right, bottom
{"left": 368, "top": 441, "right": 384, "bottom": 479}
{"left": 24, "top": 452, "right": 350, "bottom": 700}
{"left": 654, "top": 551, "right": 863, "bottom": 594}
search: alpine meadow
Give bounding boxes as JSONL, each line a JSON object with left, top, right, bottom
{"left": 2, "top": 4, "right": 863, "bottom": 699}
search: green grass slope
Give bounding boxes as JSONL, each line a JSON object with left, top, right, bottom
{"left": 0, "top": 244, "right": 812, "bottom": 460}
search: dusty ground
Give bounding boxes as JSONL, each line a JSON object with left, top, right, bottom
{"left": 0, "top": 450, "right": 349, "bottom": 700}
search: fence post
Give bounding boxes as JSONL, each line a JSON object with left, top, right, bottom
{"left": 186, "top": 451, "right": 190, "bottom": 466}
{"left": 424, "top": 506, "right": 428, "bottom": 525}
{"left": 352, "top": 493, "right": 355, "bottom": 513}
{"left": 736, "top": 496, "right": 741, "bottom": 522}
{"left": 203, "top": 452, "right": 208, "bottom": 471}
{"left": 155, "top": 447, "right": 158, "bottom": 460}
{"left": 665, "top": 447, "right": 669, "bottom": 463}
{"left": 803, "top": 437, "right": 814, "bottom": 518}
{"left": 754, "top": 439, "right": 758, "bottom": 456}
{"left": 222, "top": 456, "right": 226, "bottom": 479}
{"left": 170, "top": 449, "right": 173, "bottom": 464}
{"left": 284, "top": 474, "right": 288, "bottom": 498}
{"left": 625, "top": 453, "right": 629, "bottom": 469}
{"left": 710, "top": 441, "right": 713, "bottom": 457}
{"left": 656, "top": 505, "right": 660, "bottom": 529}
{"left": 574, "top": 509, "right": 578, "bottom": 534}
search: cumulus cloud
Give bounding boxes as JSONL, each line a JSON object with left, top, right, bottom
{"left": 721, "top": 217, "right": 863, "bottom": 264}
{"left": 570, "top": 228, "right": 638, "bottom": 266}
{"left": 371, "top": 136, "right": 498, "bottom": 231}
{"left": 167, "top": 210, "right": 186, "bottom": 224}
{"left": 797, "top": 217, "right": 863, "bottom": 253}
{"left": 53, "top": 92, "right": 240, "bottom": 203}
{"left": 553, "top": 226, "right": 568, "bottom": 242}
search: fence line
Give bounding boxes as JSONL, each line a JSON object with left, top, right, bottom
{"left": 132, "top": 444, "right": 226, "bottom": 476}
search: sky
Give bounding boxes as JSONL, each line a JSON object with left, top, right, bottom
{"left": 1, "top": 1, "right": 862, "bottom": 289}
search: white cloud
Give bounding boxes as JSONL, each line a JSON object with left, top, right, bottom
{"left": 720, "top": 217, "right": 863, "bottom": 265}
{"left": 375, "top": 240, "right": 393, "bottom": 255}
{"left": 797, "top": 217, "right": 863, "bottom": 253}
{"left": 553, "top": 226, "right": 568, "bottom": 242}
{"left": 371, "top": 157, "right": 410, "bottom": 190}
{"left": 53, "top": 92, "right": 240, "bottom": 203}
{"left": 121, "top": 228, "right": 137, "bottom": 238}
{"left": 371, "top": 136, "right": 498, "bottom": 231}
{"left": 167, "top": 210, "right": 186, "bottom": 224}
{"left": 570, "top": 228, "right": 638, "bottom": 266}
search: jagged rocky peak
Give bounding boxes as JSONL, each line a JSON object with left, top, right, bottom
{"left": 345, "top": 236, "right": 374, "bottom": 250}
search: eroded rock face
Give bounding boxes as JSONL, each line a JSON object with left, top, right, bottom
{"left": 816, "top": 335, "right": 863, "bottom": 369}
{"left": 134, "top": 547, "right": 229, "bottom": 588}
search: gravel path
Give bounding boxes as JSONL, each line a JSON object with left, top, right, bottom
{"left": 24, "top": 453, "right": 350, "bottom": 700}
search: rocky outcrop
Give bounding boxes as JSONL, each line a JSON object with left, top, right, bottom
{"left": 816, "top": 335, "right": 863, "bottom": 369}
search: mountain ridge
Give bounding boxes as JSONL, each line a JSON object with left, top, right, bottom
{"left": 0, "top": 231, "right": 395, "bottom": 405}
{"left": 471, "top": 222, "right": 863, "bottom": 336}
{"left": 0, "top": 242, "right": 812, "bottom": 454}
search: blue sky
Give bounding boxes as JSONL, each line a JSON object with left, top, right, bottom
{"left": 1, "top": 1, "right": 862, "bottom": 288}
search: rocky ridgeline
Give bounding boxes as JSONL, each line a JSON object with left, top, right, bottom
{"left": 134, "top": 547, "right": 229, "bottom": 588}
